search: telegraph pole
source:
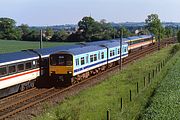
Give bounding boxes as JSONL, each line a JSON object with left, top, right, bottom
{"left": 119, "top": 29, "right": 123, "bottom": 70}
{"left": 40, "top": 29, "right": 43, "bottom": 49}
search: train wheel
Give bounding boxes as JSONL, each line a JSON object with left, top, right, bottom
{"left": 19, "top": 85, "right": 25, "bottom": 92}
{"left": 30, "top": 82, "right": 34, "bottom": 88}
{"left": 71, "top": 77, "right": 77, "bottom": 85}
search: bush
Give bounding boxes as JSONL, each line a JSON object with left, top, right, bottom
{"left": 177, "top": 30, "right": 180, "bottom": 43}
{"left": 169, "top": 44, "right": 180, "bottom": 55}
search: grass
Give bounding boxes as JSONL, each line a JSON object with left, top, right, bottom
{"left": 139, "top": 49, "right": 180, "bottom": 120}
{"left": 0, "top": 39, "right": 76, "bottom": 53}
{"left": 34, "top": 45, "right": 178, "bottom": 120}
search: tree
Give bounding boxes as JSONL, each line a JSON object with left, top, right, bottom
{"left": 51, "top": 30, "right": 69, "bottom": 42}
{"left": 18, "top": 24, "right": 30, "bottom": 40}
{"left": 145, "top": 14, "right": 164, "bottom": 39}
{"left": 177, "top": 30, "right": 180, "bottom": 43}
{"left": 78, "top": 16, "right": 100, "bottom": 41}
{"left": 21, "top": 30, "right": 44, "bottom": 41}
{"left": 77, "top": 17, "right": 117, "bottom": 41}
{"left": 164, "top": 27, "right": 173, "bottom": 38}
{"left": 0, "top": 18, "right": 20, "bottom": 40}
{"left": 118, "top": 26, "right": 132, "bottom": 38}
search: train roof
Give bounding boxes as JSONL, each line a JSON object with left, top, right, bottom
{"left": 0, "top": 44, "right": 82, "bottom": 65}
{"left": 0, "top": 50, "right": 38, "bottom": 66}
{"left": 124, "top": 35, "right": 153, "bottom": 42}
{"left": 100, "top": 41, "right": 128, "bottom": 48}
{"left": 84, "top": 35, "right": 153, "bottom": 44}
{"left": 64, "top": 45, "right": 105, "bottom": 55}
{"left": 34, "top": 44, "right": 81, "bottom": 57}
{"left": 62, "top": 41, "right": 127, "bottom": 55}
{"left": 84, "top": 39, "right": 127, "bottom": 46}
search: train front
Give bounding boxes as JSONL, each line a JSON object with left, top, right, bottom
{"left": 49, "top": 52, "right": 74, "bottom": 85}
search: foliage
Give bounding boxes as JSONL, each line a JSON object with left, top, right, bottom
{"left": 177, "top": 30, "right": 180, "bottom": 43}
{"left": 164, "top": 27, "right": 173, "bottom": 38}
{"left": 76, "top": 16, "right": 120, "bottom": 42}
{"left": 169, "top": 44, "right": 180, "bottom": 55}
{"left": 0, "top": 18, "right": 21, "bottom": 40}
{"left": 0, "top": 16, "right": 176, "bottom": 42}
{"left": 18, "top": 24, "right": 30, "bottom": 40}
{"left": 51, "top": 30, "right": 69, "bottom": 42}
{"left": 118, "top": 26, "right": 132, "bottom": 37}
{"left": 22, "top": 30, "right": 42, "bottom": 41}
{"left": 34, "top": 46, "right": 176, "bottom": 120}
{"left": 140, "top": 52, "right": 180, "bottom": 120}
{"left": 145, "top": 14, "right": 164, "bottom": 39}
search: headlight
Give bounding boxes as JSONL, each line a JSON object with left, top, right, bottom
{"left": 68, "top": 71, "right": 72, "bottom": 74}
{"left": 51, "top": 71, "right": 55, "bottom": 74}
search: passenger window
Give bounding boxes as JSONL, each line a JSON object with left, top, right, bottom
{"left": 25, "top": 62, "right": 32, "bottom": 69}
{"left": 0, "top": 67, "right": 7, "bottom": 76}
{"left": 110, "top": 50, "right": 113, "bottom": 57}
{"left": 81, "top": 57, "right": 85, "bottom": 65}
{"left": 101, "top": 52, "right": 104, "bottom": 59}
{"left": 9, "top": 65, "right": 16, "bottom": 74}
{"left": 94, "top": 54, "right": 97, "bottom": 61}
{"left": 118, "top": 48, "right": 120, "bottom": 54}
{"left": 124, "top": 47, "right": 127, "bottom": 52}
{"left": 113, "top": 50, "right": 115, "bottom": 56}
{"left": 32, "top": 61, "right": 36, "bottom": 68}
{"left": 90, "top": 55, "right": 93, "bottom": 62}
{"left": 76, "top": 58, "right": 79, "bottom": 66}
{"left": 36, "top": 60, "right": 40, "bottom": 67}
{"left": 17, "top": 64, "right": 24, "bottom": 71}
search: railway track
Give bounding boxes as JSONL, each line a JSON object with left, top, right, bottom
{"left": 0, "top": 88, "right": 37, "bottom": 108}
{"left": 0, "top": 37, "right": 176, "bottom": 120}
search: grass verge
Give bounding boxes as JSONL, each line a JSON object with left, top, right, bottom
{"left": 35, "top": 45, "right": 177, "bottom": 120}
{"left": 0, "top": 40, "right": 76, "bottom": 53}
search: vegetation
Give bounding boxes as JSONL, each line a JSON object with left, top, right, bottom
{"left": 0, "top": 18, "right": 21, "bottom": 40}
{"left": 140, "top": 46, "right": 180, "bottom": 119}
{"left": 145, "top": 14, "right": 161, "bottom": 36}
{"left": 169, "top": 44, "right": 180, "bottom": 55}
{"left": 145, "top": 14, "right": 175, "bottom": 40}
{"left": 177, "top": 30, "right": 180, "bottom": 43}
{"left": 75, "top": 17, "right": 132, "bottom": 41}
{"left": 0, "top": 14, "right": 177, "bottom": 42}
{"left": 34, "top": 45, "right": 178, "bottom": 120}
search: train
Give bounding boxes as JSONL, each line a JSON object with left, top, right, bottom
{"left": 0, "top": 35, "right": 155, "bottom": 98}
{"left": 49, "top": 35, "right": 155, "bottom": 84}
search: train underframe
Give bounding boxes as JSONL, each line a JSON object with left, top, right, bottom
{"left": 52, "top": 59, "right": 122, "bottom": 86}
{"left": 0, "top": 80, "right": 36, "bottom": 99}
{"left": 71, "top": 60, "right": 120, "bottom": 84}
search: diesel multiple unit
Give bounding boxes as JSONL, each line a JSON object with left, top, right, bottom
{"left": 0, "top": 35, "right": 154, "bottom": 98}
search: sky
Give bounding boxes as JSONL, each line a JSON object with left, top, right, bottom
{"left": 0, "top": 0, "right": 179, "bottom": 26}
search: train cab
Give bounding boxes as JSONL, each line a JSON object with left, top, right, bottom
{"left": 49, "top": 52, "right": 74, "bottom": 83}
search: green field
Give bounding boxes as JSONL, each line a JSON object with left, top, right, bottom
{"left": 0, "top": 40, "right": 76, "bottom": 54}
{"left": 34, "top": 45, "right": 179, "bottom": 120}
{"left": 140, "top": 51, "right": 180, "bottom": 120}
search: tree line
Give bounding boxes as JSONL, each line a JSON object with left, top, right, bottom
{"left": 0, "top": 14, "right": 179, "bottom": 42}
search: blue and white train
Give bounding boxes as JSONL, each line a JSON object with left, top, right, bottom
{"left": 0, "top": 35, "right": 154, "bottom": 98}
{"left": 49, "top": 40, "right": 128, "bottom": 84}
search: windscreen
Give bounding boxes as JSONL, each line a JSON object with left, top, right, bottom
{"left": 50, "top": 54, "right": 73, "bottom": 66}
